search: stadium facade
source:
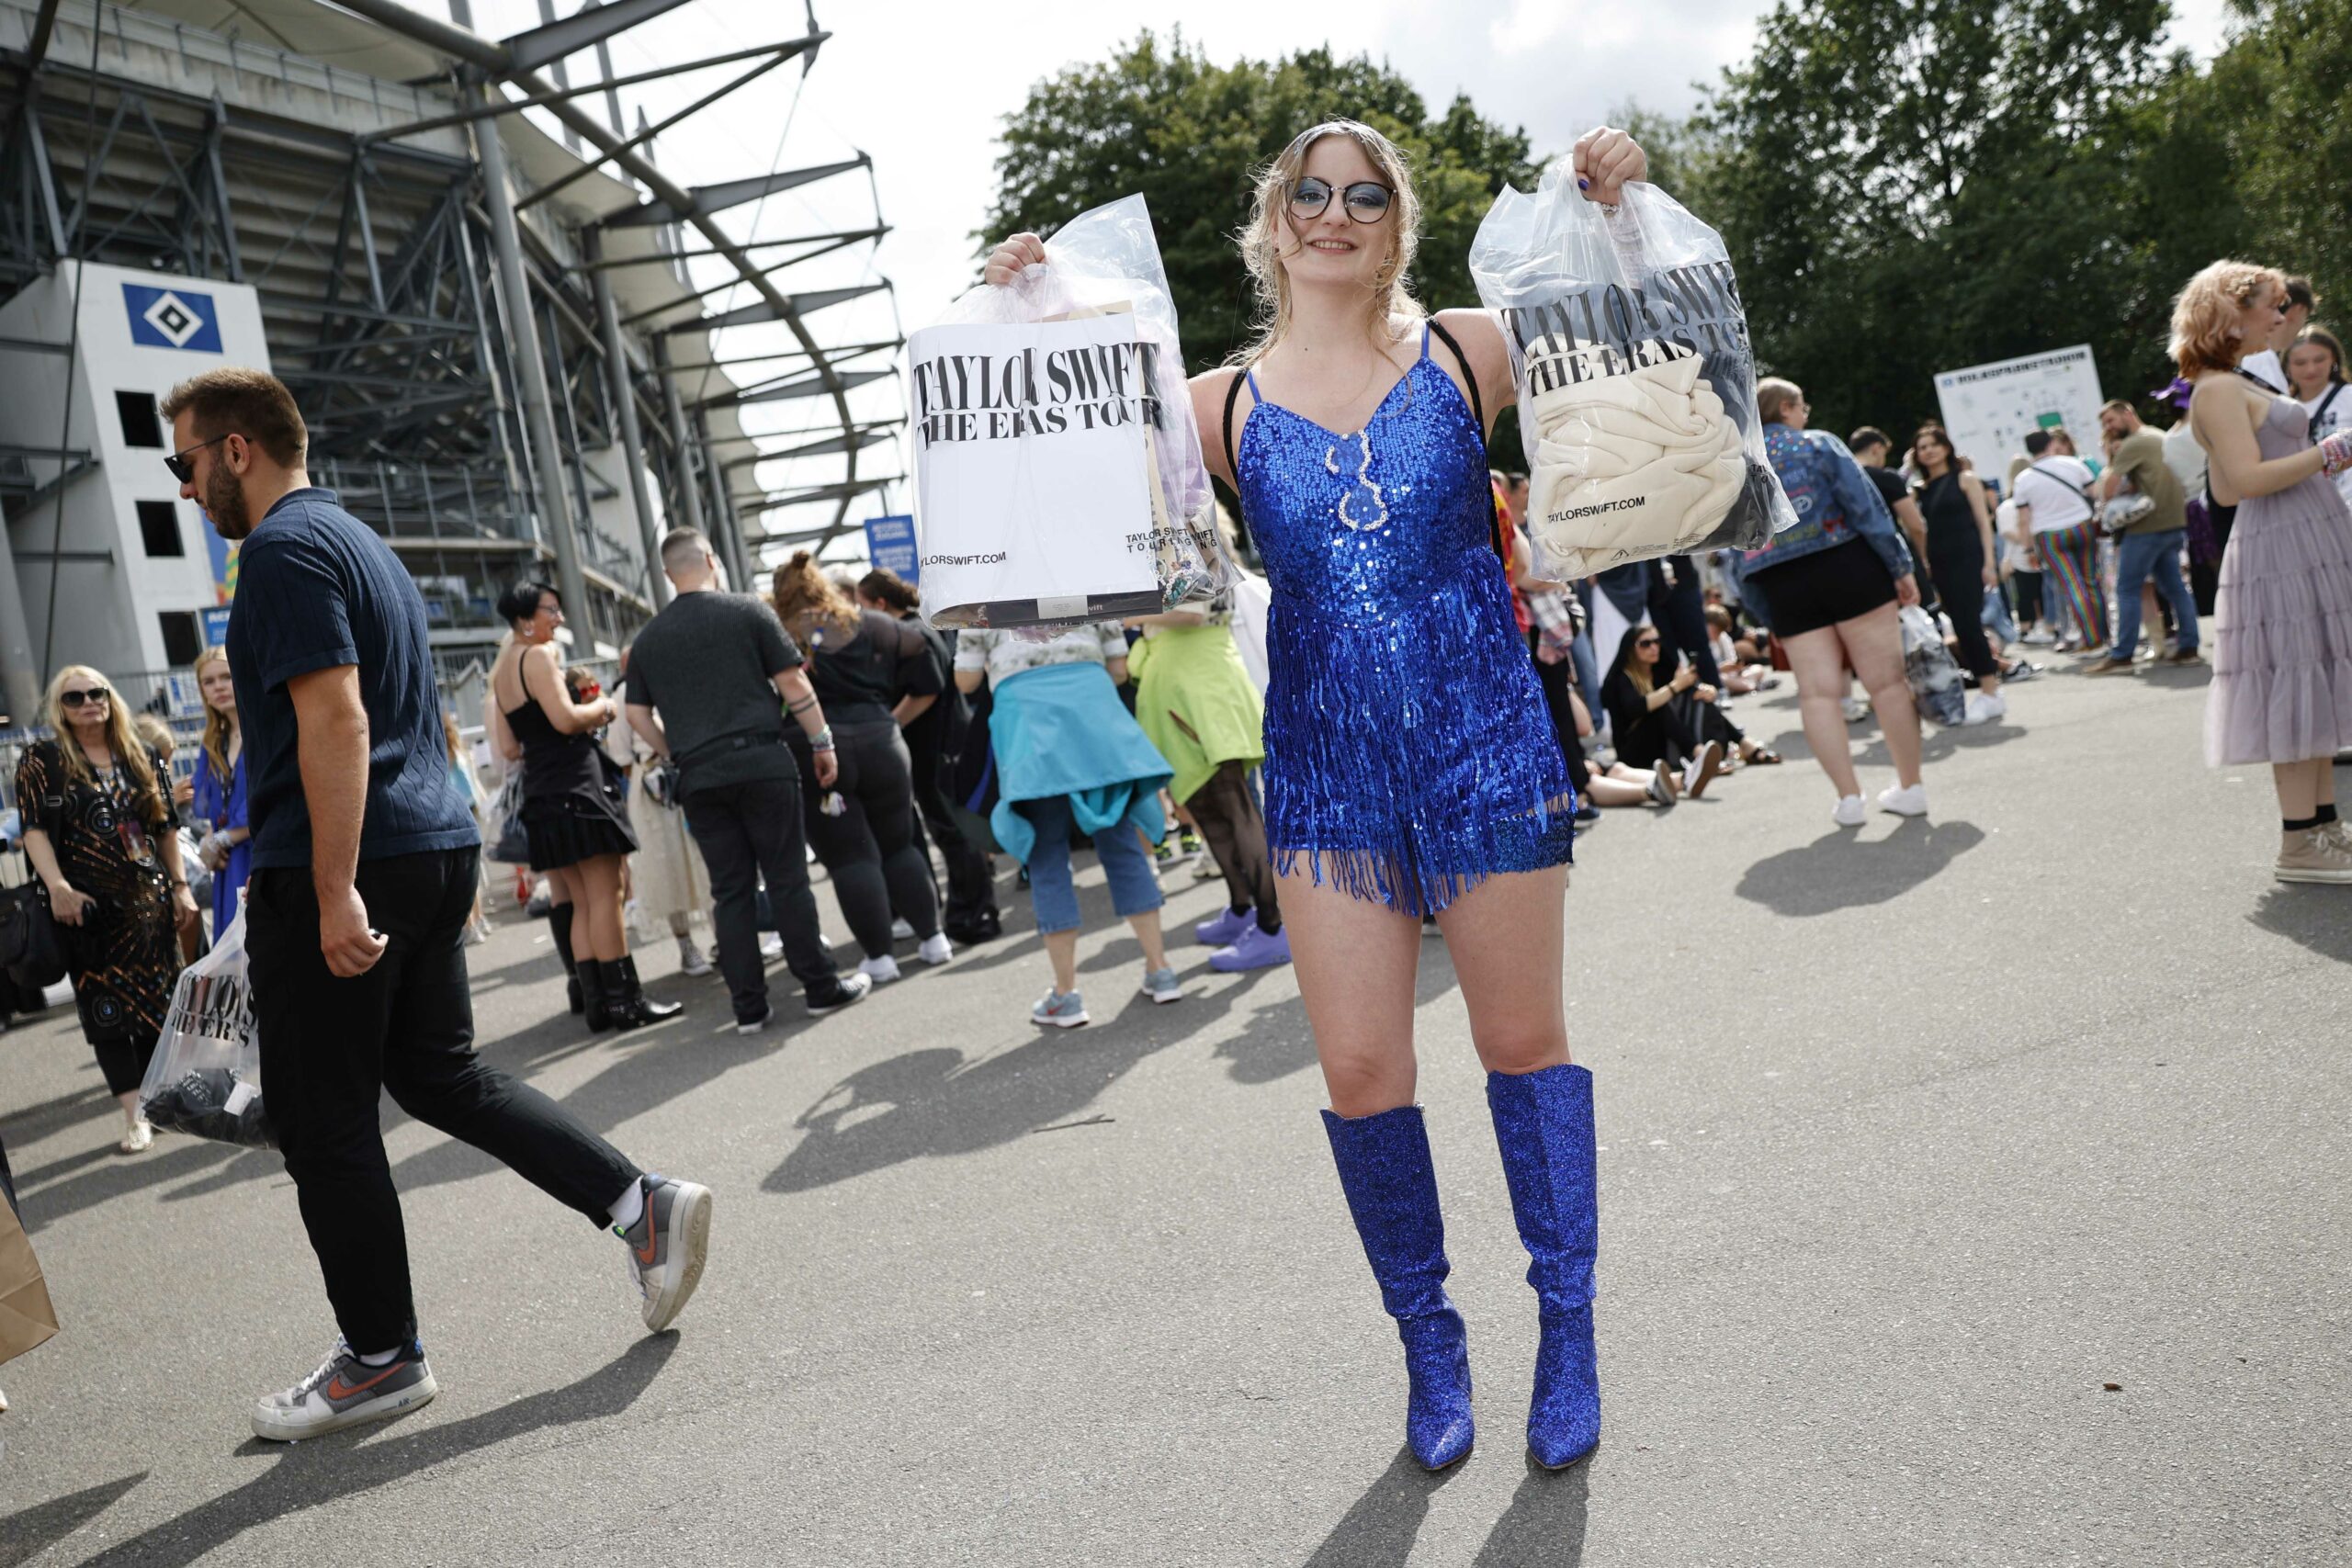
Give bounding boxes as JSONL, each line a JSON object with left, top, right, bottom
{"left": 0, "top": 0, "right": 899, "bottom": 721}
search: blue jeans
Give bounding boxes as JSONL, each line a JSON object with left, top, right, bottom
{"left": 1568, "top": 627, "right": 1602, "bottom": 709}
{"left": 2111, "top": 529, "right": 2198, "bottom": 656}
{"left": 1982, "top": 577, "right": 2018, "bottom": 647}
{"left": 1019, "top": 793, "right": 1163, "bottom": 935}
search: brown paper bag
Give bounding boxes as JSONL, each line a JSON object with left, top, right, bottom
{"left": 0, "top": 1197, "right": 60, "bottom": 1366}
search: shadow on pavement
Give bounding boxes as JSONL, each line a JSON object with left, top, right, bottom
{"left": 1471, "top": 1460, "right": 1590, "bottom": 1566}
{"left": 1215, "top": 953, "right": 1458, "bottom": 1088}
{"left": 2248, "top": 886, "right": 2352, "bottom": 964}
{"left": 1736, "top": 819, "right": 1987, "bottom": 917}
{"left": 0, "top": 1081, "right": 111, "bottom": 1151}
{"left": 768, "top": 967, "right": 1281, "bottom": 1193}
{"left": 1301, "top": 1448, "right": 1459, "bottom": 1568}
{"left": 71, "top": 1337, "right": 676, "bottom": 1568}
{"left": 12, "top": 1137, "right": 250, "bottom": 1236}
{"left": 0, "top": 1472, "right": 147, "bottom": 1568}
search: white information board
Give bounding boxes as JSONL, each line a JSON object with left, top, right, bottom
{"left": 1931, "top": 345, "right": 2105, "bottom": 485}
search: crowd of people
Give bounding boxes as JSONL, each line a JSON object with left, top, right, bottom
{"left": 5, "top": 115, "right": 2348, "bottom": 1465}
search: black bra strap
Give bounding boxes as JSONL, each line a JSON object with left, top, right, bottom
{"left": 1222, "top": 368, "right": 1246, "bottom": 478}
{"left": 1425, "top": 318, "right": 1484, "bottom": 430}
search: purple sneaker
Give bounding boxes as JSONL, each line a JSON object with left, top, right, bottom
{"left": 1209, "top": 922, "right": 1292, "bottom": 972}
{"left": 1195, "top": 906, "right": 1253, "bottom": 947}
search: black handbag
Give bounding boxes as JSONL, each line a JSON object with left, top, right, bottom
{"left": 0, "top": 874, "right": 68, "bottom": 990}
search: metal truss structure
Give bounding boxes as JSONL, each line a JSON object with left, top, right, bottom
{"left": 0, "top": 0, "right": 901, "bottom": 670}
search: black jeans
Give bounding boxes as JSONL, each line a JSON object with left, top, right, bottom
{"left": 247, "top": 847, "right": 638, "bottom": 1353}
{"left": 906, "top": 711, "right": 997, "bottom": 930}
{"left": 1648, "top": 557, "right": 1722, "bottom": 686}
{"left": 682, "top": 773, "right": 839, "bottom": 1021}
{"left": 1618, "top": 691, "right": 1743, "bottom": 773}
{"left": 789, "top": 719, "right": 940, "bottom": 958}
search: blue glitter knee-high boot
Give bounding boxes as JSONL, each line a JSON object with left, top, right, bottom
{"left": 1320, "top": 1104, "right": 1476, "bottom": 1471}
{"left": 1486, "top": 1063, "right": 1600, "bottom": 1468}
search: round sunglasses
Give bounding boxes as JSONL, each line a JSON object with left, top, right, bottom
{"left": 1289, "top": 175, "right": 1394, "bottom": 224}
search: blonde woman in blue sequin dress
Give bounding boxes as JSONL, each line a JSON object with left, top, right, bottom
{"left": 989, "top": 119, "right": 1644, "bottom": 1474}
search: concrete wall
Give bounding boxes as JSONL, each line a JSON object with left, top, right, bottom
{"left": 0, "top": 264, "right": 272, "bottom": 682}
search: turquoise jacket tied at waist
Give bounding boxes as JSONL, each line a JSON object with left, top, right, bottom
{"left": 985, "top": 660, "right": 1170, "bottom": 867}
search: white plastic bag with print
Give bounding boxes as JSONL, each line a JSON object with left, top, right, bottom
{"left": 1470, "top": 165, "right": 1796, "bottom": 580}
{"left": 139, "top": 894, "right": 273, "bottom": 1148}
{"left": 1898, "top": 605, "right": 1969, "bottom": 727}
{"left": 909, "top": 194, "right": 1238, "bottom": 629}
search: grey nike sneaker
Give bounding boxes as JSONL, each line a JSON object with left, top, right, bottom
{"left": 618, "top": 1174, "right": 713, "bottom": 1333}
{"left": 253, "top": 1337, "right": 436, "bottom": 1441}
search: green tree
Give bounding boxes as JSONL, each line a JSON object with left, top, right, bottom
{"left": 980, "top": 31, "right": 1542, "bottom": 373}
{"left": 1671, "top": 0, "right": 2188, "bottom": 438}
{"left": 2198, "top": 0, "right": 2352, "bottom": 321}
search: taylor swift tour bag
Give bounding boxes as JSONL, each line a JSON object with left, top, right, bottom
{"left": 1470, "top": 165, "right": 1796, "bottom": 580}
{"left": 909, "top": 194, "right": 1238, "bottom": 629}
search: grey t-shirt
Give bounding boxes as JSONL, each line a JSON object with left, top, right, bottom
{"left": 625, "top": 591, "right": 805, "bottom": 795}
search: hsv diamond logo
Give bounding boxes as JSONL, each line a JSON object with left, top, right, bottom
{"left": 124, "top": 283, "right": 223, "bottom": 353}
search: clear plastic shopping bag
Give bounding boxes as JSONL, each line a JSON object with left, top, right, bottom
{"left": 139, "top": 895, "right": 272, "bottom": 1148}
{"left": 910, "top": 194, "right": 1238, "bottom": 628}
{"left": 1471, "top": 165, "right": 1795, "bottom": 580}
{"left": 1899, "top": 606, "right": 1970, "bottom": 727}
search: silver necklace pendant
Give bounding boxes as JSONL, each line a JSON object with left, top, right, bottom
{"left": 1326, "top": 431, "right": 1389, "bottom": 533}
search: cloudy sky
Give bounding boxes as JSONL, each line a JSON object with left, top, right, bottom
{"left": 424, "top": 0, "right": 2233, "bottom": 550}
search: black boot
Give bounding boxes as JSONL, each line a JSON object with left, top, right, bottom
{"left": 576, "top": 953, "right": 614, "bottom": 1033}
{"left": 605, "top": 956, "right": 684, "bottom": 1030}
{"left": 549, "top": 903, "right": 583, "bottom": 1015}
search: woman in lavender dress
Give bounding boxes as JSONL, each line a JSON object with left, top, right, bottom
{"left": 2178, "top": 261, "right": 2352, "bottom": 882}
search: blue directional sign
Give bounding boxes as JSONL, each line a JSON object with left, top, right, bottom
{"left": 865, "top": 513, "right": 917, "bottom": 583}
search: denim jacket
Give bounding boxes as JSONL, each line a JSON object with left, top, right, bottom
{"left": 1733, "top": 425, "right": 1914, "bottom": 626}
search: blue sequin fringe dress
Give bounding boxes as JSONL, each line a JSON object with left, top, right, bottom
{"left": 1238, "top": 327, "right": 1576, "bottom": 917}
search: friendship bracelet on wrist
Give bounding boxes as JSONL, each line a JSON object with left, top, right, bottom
{"left": 809, "top": 726, "right": 835, "bottom": 752}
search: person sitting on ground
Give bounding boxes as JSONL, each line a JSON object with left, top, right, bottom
{"left": 1567, "top": 687, "right": 1678, "bottom": 808}
{"left": 1600, "top": 624, "right": 1775, "bottom": 797}
{"left": 1704, "top": 604, "right": 1779, "bottom": 694}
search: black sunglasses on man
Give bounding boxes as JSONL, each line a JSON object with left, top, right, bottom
{"left": 164, "top": 432, "right": 232, "bottom": 483}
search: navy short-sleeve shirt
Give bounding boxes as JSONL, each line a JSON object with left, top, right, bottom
{"left": 223, "top": 488, "right": 479, "bottom": 869}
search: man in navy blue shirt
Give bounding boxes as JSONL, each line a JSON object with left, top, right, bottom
{"left": 164, "top": 369, "right": 713, "bottom": 1442}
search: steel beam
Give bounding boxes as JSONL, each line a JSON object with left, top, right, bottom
{"left": 692, "top": 366, "right": 890, "bottom": 412}
{"left": 603, "top": 155, "right": 869, "bottom": 229}
{"left": 515, "top": 49, "right": 792, "bottom": 214}
{"left": 720, "top": 424, "right": 898, "bottom": 470}
{"left": 664, "top": 338, "right": 902, "bottom": 373}
{"left": 361, "top": 38, "right": 815, "bottom": 145}
{"left": 497, "top": 0, "right": 704, "bottom": 78}
{"left": 462, "top": 71, "right": 592, "bottom": 627}
{"left": 585, "top": 229, "right": 669, "bottom": 607}
{"left": 675, "top": 281, "right": 888, "bottom": 334}
{"left": 733, "top": 475, "right": 899, "bottom": 512}
{"left": 582, "top": 225, "right": 887, "bottom": 272}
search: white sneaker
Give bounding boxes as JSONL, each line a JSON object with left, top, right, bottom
{"left": 758, "top": 931, "right": 785, "bottom": 962}
{"left": 2022, "top": 627, "right": 2056, "bottom": 646}
{"left": 858, "top": 954, "right": 901, "bottom": 984}
{"left": 1878, "top": 783, "right": 1929, "bottom": 818}
{"left": 119, "top": 1116, "right": 153, "bottom": 1155}
{"left": 676, "top": 938, "right": 713, "bottom": 977}
{"left": 1842, "top": 695, "right": 1871, "bottom": 723}
{"left": 1680, "top": 740, "right": 1725, "bottom": 798}
{"left": 1960, "top": 691, "right": 2007, "bottom": 727}
{"left": 253, "top": 1337, "right": 437, "bottom": 1442}
{"left": 1831, "top": 794, "right": 1868, "bottom": 828}
{"left": 916, "top": 932, "right": 953, "bottom": 964}
{"left": 889, "top": 917, "right": 916, "bottom": 942}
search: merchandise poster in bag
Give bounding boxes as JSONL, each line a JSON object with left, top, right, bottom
{"left": 909, "top": 194, "right": 1238, "bottom": 628}
{"left": 1470, "top": 164, "right": 1797, "bottom": 580}
{"left": 139, "top": 899, "right": 273, "bottom": 1149}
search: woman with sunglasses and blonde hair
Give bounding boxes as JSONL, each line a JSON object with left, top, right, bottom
{"left": 186, "top": 644, "right": 253, "bottom": 937}
{"left": 986, "top": 119, "right": 1645, "bottom": 1472}
{"left": 2178, "top": 263, "right": 2352, "bottom": 881}
{"left": 14, "top": 667, "right": 199, "bottom": 1151}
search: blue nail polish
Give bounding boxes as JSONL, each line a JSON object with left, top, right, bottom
{"left": 1577, "top": 176, "right": 1590, "bottom": 190}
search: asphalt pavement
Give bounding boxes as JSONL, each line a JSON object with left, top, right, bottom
{"left": 1, "top": 653, "right": 2346, "bottom": 1567}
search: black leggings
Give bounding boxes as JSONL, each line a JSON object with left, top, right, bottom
{"left": 1927, "top": 539, "right": 2001, "bottom": 681}
{"left": 791, "top": 719, "right": 940, "bottom": 958}
{"left": 92, "top": 1029, "right": 158, "bottom": 1099}
{"left": 1186, "top": 761, "right": 1281, "bottom": 934}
